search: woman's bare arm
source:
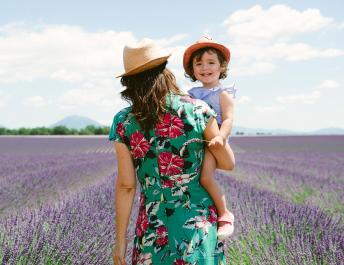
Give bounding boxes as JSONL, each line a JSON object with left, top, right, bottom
{"left": 113, "top": 142, "right": 137, "bottom": 264}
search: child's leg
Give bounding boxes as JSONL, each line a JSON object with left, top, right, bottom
{"left": 200, "top": 147, "right": 227, "bottom": 217}
{"left": 201, "top": 147, "right": 234, "bottom": 239}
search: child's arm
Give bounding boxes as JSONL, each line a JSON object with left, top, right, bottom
{"left": 208, "top": 91, "right": 234, "bottom": 147}
{"left": 219, "top": 90, "right": 234, "bottom": 139}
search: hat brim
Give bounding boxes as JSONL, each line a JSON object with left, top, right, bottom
{"left": 116, "top": 55, "right": 171, "bottom": 78}
{"left": 183, "top": 42, "right": 230, "bottom": 76}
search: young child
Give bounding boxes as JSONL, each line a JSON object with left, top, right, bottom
{"left": 183, "top": 35, "right": 236, "bottom": 240}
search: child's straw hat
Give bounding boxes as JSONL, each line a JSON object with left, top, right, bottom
{"left": 183, "top": 35, "right": 230, "bottom": 76}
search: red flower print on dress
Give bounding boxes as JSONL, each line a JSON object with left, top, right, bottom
{"left": 173, "top": 259, "right": 185, "bottom": 265}
{"left": 136, "top": 207, "right": 149, "bottom": 237}
{"left": 136, "top": 194, "right": 148, "bottom": 237}
{"left": 137, "top": 253, "right": 152, "bottom": 265}
{"left": 116, "top": 122, "right": 125, "bottom": 141}
{"left": 195, "top": 216, "right": 211, "bottom": 234}
{"left": 156, "top": 226, "right": 168, "bottom": 246}
{"left": 208, "top": 205, "right": 218, "bottom": 223}
{"left": 156, "top": 113, "right": 184, "bottom": 138}
{"left": 132, "top": 246, "right": 139, "bottom": 264}
{"left": 130, "top": 131, "right": 150, "bottom": 159}
{"left": 161, "top": 179, "right": 174, "bottom": 188}
{"left": 158, "top": 152, "right": 184, "bottom": 176}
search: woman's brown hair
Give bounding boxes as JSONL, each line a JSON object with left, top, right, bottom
{"left": 120, "top": 62, "right": 183, "bottom": 131}
{"left": 185, "top": 47, "right": 228, "bottom": 82}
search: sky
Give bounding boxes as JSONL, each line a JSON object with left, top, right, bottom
{"left": 1, "top": 0, "right": 344, "bottom": 131}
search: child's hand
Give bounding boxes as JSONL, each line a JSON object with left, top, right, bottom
{"left": 208, "top": 135, "right": 226, "bottom": 148}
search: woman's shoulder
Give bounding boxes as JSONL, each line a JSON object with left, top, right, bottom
{"left": 111, "top": 106, "right": 134, "bottom": 127}
{"left": 109, "top": 106, "right": 134, "bottom": 142}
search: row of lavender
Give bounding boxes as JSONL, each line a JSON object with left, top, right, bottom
{"left": 0, "top": 136, "right": 343, "bottom": 264}
{"left": 224, "top": 135, "right": 344, "bottom": 264}
{"left": 230, "top": 150, "right": 344, "bottom": 216}
{"left": 0, "top": 152, "right": 115, "bottom": 217}
{"left": 0, "top": 137, "right": 116, "bottom": 264}
{"left": 2, "top": 172, "right": 342, "bottom": 264}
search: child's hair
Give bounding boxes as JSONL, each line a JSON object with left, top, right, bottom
{"left": 185, "top": 47, "right": 228, "bottom": 82}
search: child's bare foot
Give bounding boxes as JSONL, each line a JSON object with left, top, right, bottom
{"left": 217, "top": 210, "right": 234, "bottom": 240}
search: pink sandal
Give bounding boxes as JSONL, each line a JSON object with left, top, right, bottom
{"left": 217, "top": 210, "right": 234, "bottom": 240}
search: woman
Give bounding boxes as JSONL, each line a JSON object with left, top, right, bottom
{"left": 109, "top": 39, "right": 235, "bottom": 265}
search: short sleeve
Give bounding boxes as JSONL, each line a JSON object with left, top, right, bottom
{"left": 108, "top": 107, "right": 130, "bottom": 142}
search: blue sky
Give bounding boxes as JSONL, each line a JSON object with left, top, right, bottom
{"left": 1, "top": 0, "right": 344, "bottom": 131}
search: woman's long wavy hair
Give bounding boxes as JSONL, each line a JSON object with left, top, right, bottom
{"left": 120, "top": 62, "right": 184, "bottom": 131}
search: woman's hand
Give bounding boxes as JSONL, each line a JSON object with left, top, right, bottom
{"left": 204, "top": 117, "right": 235, "bottom": 170}
{"left": 208, "top": 135, "right": 226, "bottom": 148}
{"left": 112, "top": 240, "right": 127, "bottom": 265}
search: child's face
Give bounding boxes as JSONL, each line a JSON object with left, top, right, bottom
{"left": 192, "top": 50, "right": 221, "bottom": 88}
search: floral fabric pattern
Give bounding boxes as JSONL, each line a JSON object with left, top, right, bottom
{"left": 109, "top": 93, "right": 225, "bottom": 265}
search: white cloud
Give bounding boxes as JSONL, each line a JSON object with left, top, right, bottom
{"left": 255, "top": 105, "right": 285, "bottom": 112}
{"left": 222, "top": 5, "right": 344, "bottom": 77}
{"left": 0, "top": 24, "right": 137, "bottom": 84}
{"left": 0, "top": 23, "right": 188, "bottom": 113}
{"left": 276, "top": 90, "right": 321, "bottom": 104}
{"left": 282, "top": 44, "right": 344, "bottom": 61}
{"left": 319, "top": 80, "right": 340, "bottom": 89}
{"left": 50, "top": 69, "right": 84, "bottom": 82}
{"left": 156, "top": 34, "right": 188, "bottom": 46}
{"left": 232, "top": 61, "right": 275, "bottom": 76}
{"left": 231, "top": 42, "right": 344, "bottom": 62}
{"left": 57, "top": 79, "right": 118, "bottom": 107}
{"left": 23, "top": 96, "right": 52, "bottom": 107}
{"left": 224, "top": 5, "right": 333, "bottom": 43}
{"left": 238, "top": 96, "right": 251, "bottom": 104}
{"left": 167, "top": 45, "right": 187, "bottom": 72}
{"left": 275, "top": 80, "right": 340, "bottom": 107}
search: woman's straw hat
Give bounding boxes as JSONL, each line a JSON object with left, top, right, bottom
{"left": 183, "top": 35, "right": 230, "bottom": 76}
{"left": 116, "top": 39, "right": 171, "bottom": 78}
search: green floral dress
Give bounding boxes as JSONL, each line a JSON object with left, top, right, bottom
{"left": 109, "top": 93, "right": 226, "bottom": 265}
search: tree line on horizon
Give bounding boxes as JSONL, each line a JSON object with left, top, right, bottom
{"left": 0, "top": 125, "right": 110, "bottom": 135}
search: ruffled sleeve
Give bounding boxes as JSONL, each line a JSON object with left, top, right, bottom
{"left": 222, "top": 83, "right": 237, "bottom": 99}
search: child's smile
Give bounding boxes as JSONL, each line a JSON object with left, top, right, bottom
{"left": 192, "top": 51, "right": 221, "bottom": 88}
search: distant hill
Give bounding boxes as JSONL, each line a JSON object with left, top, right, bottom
{"left": 50, "top": 115, "right": 103, "bottom": 130}
{"left": 0, "top": 124, "right": 5, "bottom": 128}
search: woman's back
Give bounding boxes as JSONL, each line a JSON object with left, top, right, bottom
{"left": 110, "top": 92, "right": 226, "bottom": 264}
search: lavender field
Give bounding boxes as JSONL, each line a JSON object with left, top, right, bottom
{"left": 0, "top": 135, "right": 343, "bottom": 264}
